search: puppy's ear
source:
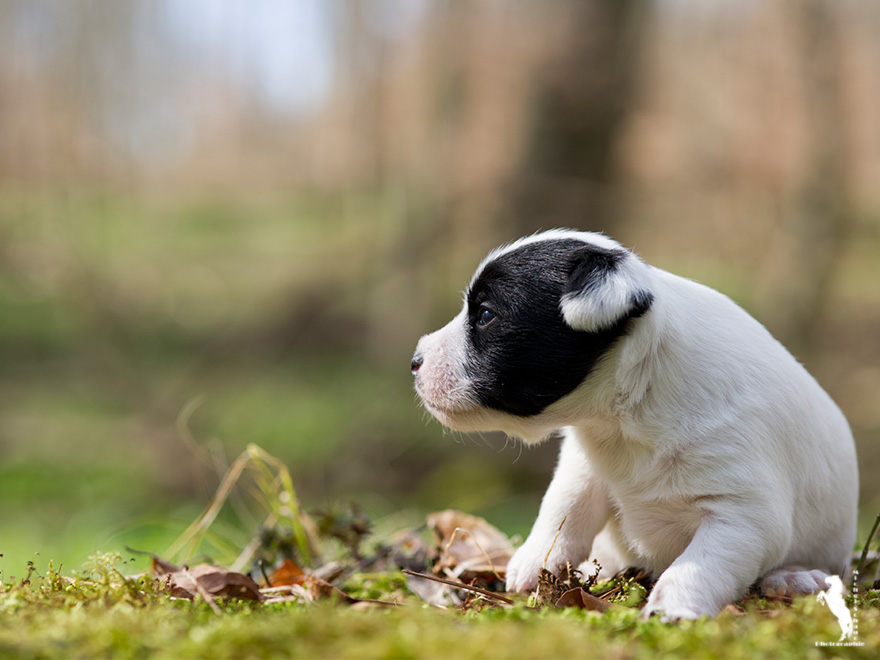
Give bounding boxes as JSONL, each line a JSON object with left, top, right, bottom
{"left": 560, "top": 247, "right": 653, "bottom": 332}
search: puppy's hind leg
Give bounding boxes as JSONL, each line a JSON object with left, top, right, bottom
{"left": 578, "top": 518, "right": 637, "bottom": 581}
{"left": 643, "top": 510, "right": 778, "bottom": 621}
{"left": 759, "top": 566, "right": 830, "bottom": 598}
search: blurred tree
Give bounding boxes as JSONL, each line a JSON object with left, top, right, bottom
{"left": 750, "top": 0, "right": 856, "bottom": 356}
{"left": 504, "top": 0, "right": 650, "bottom": 235}
{"left": 788, "top": 0, "right": 855, "bottom": 353}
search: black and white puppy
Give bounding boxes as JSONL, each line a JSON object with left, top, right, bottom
{"left": 411, "top": 229, "right": 858, "bottom": 620}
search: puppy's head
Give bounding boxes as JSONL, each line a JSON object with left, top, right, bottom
{"left": 412, "top": 230, "right": 653, "bottom": 442}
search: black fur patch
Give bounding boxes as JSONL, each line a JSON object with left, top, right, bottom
{"left": 464, "top": 239, "right": 649, "bottom": 417}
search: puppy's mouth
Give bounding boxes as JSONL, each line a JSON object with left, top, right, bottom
{"left": 422, "top": 402, "right": 485, "bottom": 432}
{"left": 416, "top": 387, "right": 466, "bottom": 418}
{"left": 414, "top": 379, "right": 480, "bottom": 429}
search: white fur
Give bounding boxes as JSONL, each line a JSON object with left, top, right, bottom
{"left": 561, "top": 251, "right": 651, "bottom": 332}
{"left": 412, "top": 308, "right": 474, "bottom": 425}
{"left": 414, "top": 230, "right": 859, "bottom": 620}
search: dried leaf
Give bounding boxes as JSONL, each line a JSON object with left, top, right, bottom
{"left": 427, "top": 510, "right": 514, "bottom": 579}
{"left": 555, "top": 587, "right": 614, "bottom": 612}
{"left": 167, "top": 564, "right": 264, "bottom": 602}
{"left": 151, "top": 555, "right": 181, "bottom": 576}
{"left": 536, "top": 567, "right": 566, "bottom": 607}
{"left": 390, "top": 528, "right": 436, "bottom": 573}
{"left": 404, "top": 573, "right": 462, "bottom": 608}
{"left": 303, "top": 574, "right": 354, "bottom": 602}
{"left": 535, "top": 563, "right": 604, "bottom": 609}
{"left": 268, "top": 558, "right": 306, "bottom": 587}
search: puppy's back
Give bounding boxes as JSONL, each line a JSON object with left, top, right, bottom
{"left": 626, "top": 268, "right": 858, "bottom": 572}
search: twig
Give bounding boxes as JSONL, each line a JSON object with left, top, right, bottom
{"left": 530, "top": 515, "right": 568, "bottom": 602}
{"left": 442, "top": 526, "right": 506, "bottom": 581}
{"left": 230, "top": 513, "right": 277, "bottom": 574}
{"left": 176, "top": 395, "right": 211, "bottom": 465}
{"left": 261, "top": 585, "right": 299, "bottom": 594}
{"left": 402, "top": 569, "right": 515, "bottom": 605}
{"left": 261, "top": 584, "right": 312, "bottom": 604}
{"left": 262, "top": 595, "right": 305, "bottom": 604}
{"left": 165, "top": 451, "right": 252, "bottom": 559}
{"left": 182, "top": 566, "right": 223, "bottom": 615}
{"left": 596, "top": 583, "right": 622, "bottom": 599}
{"left": 855, "top": 512, "right": 880, "bottom": 585}
{"left": 258, "top": 559, "right": 273, "bottom": 588}
{"left": 543, "top": 516, "right": 568, "bottom": 569}
{"left": 165, "top": 444, "right": 316, "bottom": 567}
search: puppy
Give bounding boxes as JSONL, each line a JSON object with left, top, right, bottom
{"left": 411, "top": 229, "right": 858, "bottom": 620}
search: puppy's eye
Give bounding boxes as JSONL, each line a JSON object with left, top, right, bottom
{"left": 477, "top": 307, "right": 496, "bottom": 327}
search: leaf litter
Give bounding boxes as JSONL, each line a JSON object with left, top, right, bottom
{"left": 118, "top": 443, "right": 650, "bottom": 615}
{"left": 121, "top": 444, "right": 879, "bottom": 620}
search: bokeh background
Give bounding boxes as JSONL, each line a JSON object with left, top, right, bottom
{"left": 1, "top": 0, "right": 879, "bottom": 575}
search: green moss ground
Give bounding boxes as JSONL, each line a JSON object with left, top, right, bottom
{"left": 1, "top": 558, "right": 877, "bottom": 659}
{"left": 2, "top": 594, "right": 878, "bottom": 659}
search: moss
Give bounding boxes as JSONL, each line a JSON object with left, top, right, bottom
{"left": 1, "top": 556, "right": 877, "bottom": 659}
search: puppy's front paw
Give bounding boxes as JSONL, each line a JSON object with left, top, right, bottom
{"left": 641, "top": 571, "right": 718, "bottom": 621}
{"left": 641, "top": 595, "right": 705, "bottom": 622}
{"left": 506, "top": 535, "right": 572, "bottom": 592}
{"left": 642, "top": 604, "right": 703, "bottom": 622}
{"left": 505, "top": 544, "right": 547, "bottom": 592}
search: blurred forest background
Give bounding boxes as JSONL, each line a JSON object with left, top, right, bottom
{"left": 1, "top": 0, "right": 879, "bottom": 575}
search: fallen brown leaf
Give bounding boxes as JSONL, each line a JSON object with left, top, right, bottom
{"left": 535, "top": 563, "right": 612, "bottom": 610}
{"left": 555, "top": 587, "right": 615, "bottom": 612}
{"left": 302, "top": 574, "right": 353, "bottom": 602}
{"left": 167, "top": 564, "right": 264, "bottom": 602}
{"left": 427, "top": 510, "right": 514, "bottom": 580}
{"left": 268, "top": 558, "right": 306, "bottom": 587}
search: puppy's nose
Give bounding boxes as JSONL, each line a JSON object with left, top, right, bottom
{"left": 411, "top": 352, "right": 424, "bottom": 375}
